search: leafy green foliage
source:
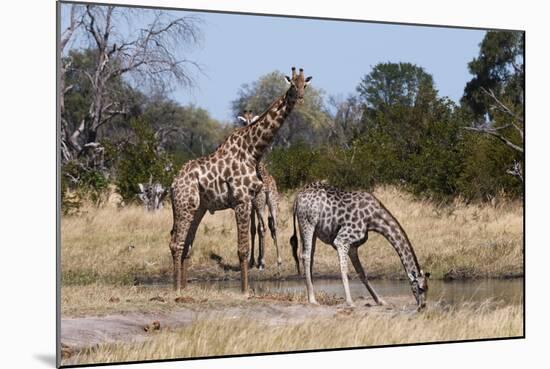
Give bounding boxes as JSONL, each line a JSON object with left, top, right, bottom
{"left": 232, "top": 71, "right": 332, "bottom": 147}
{"left": 357, "top": 62, "right": 435, "bottom": 111}
{"left": 462, "top": 31, "right": 524, "bottom": 120}
{"left": 141, "top": 98, "right": 231, "bottom": 164}
{"left": 267, "top": 143, "right": 322, "bottom": 191}
{"left": 114, "top": 118, "right": 177, "bottom": 202}
{"left": 60, "top": 34, "right": 525, "bottom": 206}
{"left": 457, "top": 132, "right": 522, "bottom": 200}
{"left": 61, "top": 161, "right": 110, "bottom": 213}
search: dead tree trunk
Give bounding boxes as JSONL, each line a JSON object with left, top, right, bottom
{"left": 138, "top": 179, "right": 168, "bottom": 212}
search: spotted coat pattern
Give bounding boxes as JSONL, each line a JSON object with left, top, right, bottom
{"left": 236, "top": 111, "right": 281, "bottom": 270}
{"left": 290, "top": 182, "right": 429, "bottom": 308}
{"left": 169, "top": 67, "right": 312, "bottom": 293}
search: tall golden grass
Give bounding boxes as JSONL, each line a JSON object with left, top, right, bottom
{"left": 65, "top": 301, "right": 523, "bottom": 365}
{"left": 61, "top": 186, "right": 523, "bottom": 286}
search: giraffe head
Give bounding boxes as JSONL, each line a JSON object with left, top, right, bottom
{"left": 237, "top": 110, "right": 259, "bottom": 126}
{"left": 284, "top": 67, "right": 312, "bottom": 104}
{"left": 408, "top": 270, "right": 430, "bottom": 310}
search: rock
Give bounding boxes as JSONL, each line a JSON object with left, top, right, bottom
{"left": 149, "top": 296, "right": 166, "bottom": 303}
{"left": 174, "top": 296, "right": 196, "bottom": 304}
{"left": 143, "top": 320, "right": 161, "bottom": 332}
{"left": 61, "top": 343, "right": 73, "bottom": 359}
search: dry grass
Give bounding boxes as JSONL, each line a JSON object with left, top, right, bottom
{"left": 64, "top": 301, "right": 523, "bottom": 365}
{"left": 61, "top": 283, "right": 348, "bottom": 317}
{"left": 61, "top": 186, "right": 523, "bottom": 286}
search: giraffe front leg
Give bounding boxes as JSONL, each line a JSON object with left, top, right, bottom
{"left": 179, "top": 208, "right": 206, "bottom": 290}
{"left": 349, "top": 246, "right": 387, "bottom": 306}
{"left": 334, "top": 237, "right": 354, "bottom": 307}
{"left": 170, "top": 218, "right": 192, "bottom": 292}
{"left": 235, "top": 202, "right": 252, "bottom": 294}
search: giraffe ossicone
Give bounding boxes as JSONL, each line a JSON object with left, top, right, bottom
{"left": 290, "top": 181, "right": 429, "bottom": 309}
{"left": 169, "top": 67, "right": 312, "bottom": 293}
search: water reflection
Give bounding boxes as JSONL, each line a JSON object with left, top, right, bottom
{"left": 194, "top": 278, "right": 523, "bottom": 306}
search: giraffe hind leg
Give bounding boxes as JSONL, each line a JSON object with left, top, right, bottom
{"left": 267, "top": 193, "right": 282, "bottom": 269}
{"left": 256, "top": 209, "right": 267, "bottom": 270}
{"left": 333, "top": 232, "right": 355, "bottom": 307}
{"left": 298, "top": 220, "right": 318, "bottom": 305}
{"left": 249, "top": 208, "right": 257, "bottom": 269}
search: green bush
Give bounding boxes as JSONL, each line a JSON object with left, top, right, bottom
{"left": 61, "top": 161, "right": 110, "bottom": 213}
{"left": 114, "top": 118, "right": 177, "bottom": 203}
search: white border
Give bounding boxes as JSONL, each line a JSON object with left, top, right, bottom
{"left": 2, "top": 0, "right": 547, "bottom": 368}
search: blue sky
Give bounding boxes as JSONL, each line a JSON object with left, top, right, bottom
{"left": 61, "top": 5, "right": 486, "bottom": 122}
{"left": 175, "top": 11, "right": 485, "bottom": 121}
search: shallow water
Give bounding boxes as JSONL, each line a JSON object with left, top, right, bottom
{"left": 194, "top": 278, "right": 523, "bottom": 306}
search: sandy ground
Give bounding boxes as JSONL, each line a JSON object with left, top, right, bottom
{"left": 61, "top": 297, "right": 411, "bottom": 351}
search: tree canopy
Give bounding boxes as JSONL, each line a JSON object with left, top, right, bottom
{"left": 60, "top": 12, "right": 525, "bottom": 209}
{"left": 231, "top": 71, "right": 332, "bottom": 147}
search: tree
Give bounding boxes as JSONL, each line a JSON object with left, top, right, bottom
{"left": 60, "top": 4, "right": 203, "bottom": 163}
{"left": 357, "top": 62, "right": 435, "bottom": 111}
{"left": 461, "top": 31, "right": 524, "bottom": 183}
{"left": 141, "top": 97, "right": 231, "bottom": 163}
{"left": 352, "top": 62, "right": 465, "bottom": 200}
{"left": 462, "top": 31, "right": 524, "bottom": 121}
{"left": 60, "top": 5, "right": 85, "bottom": 163}
{"left": 326, "top": 94, "right": 364, "bottom": 149}
{"left": 231, "top": 71, "right": 332, "bottom": 147}
{"left": 114, "top": 118, "right": 176, "bottom": 207}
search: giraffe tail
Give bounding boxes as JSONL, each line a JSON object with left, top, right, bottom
{"left": 289, "top": 197, "right": 301, "bottom": 275}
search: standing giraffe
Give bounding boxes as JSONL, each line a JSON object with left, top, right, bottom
{"left": 290, "top": 182, "right": 430, "bottom": 309}
{"left": 236, "top": 111, "right": 281, "bottom": 271}
{"left": 170, "top": 67, "right": 312, "bottom": 292}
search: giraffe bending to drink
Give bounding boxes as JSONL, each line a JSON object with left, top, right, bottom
{"left": 236, "top": 110, "right": 281, "bottom": 271}
{"left": 170, "top": 67, "right": 312, "bottom": 293}
{"left": 290, "top": 182, "right": 430, "bottom": 309}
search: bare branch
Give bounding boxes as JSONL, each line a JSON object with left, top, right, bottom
{"left": 507, "top": 161, "right": 523, "bottom": 183}
{"left": 481, "top": 87, "right": 524, "bottom": 125}
{"left": 61, "top": 5, "right": 203, "bottom": 164}
{"left": 463, "top": 126, "right": 523, "bottom": 153}
{"left": 60, "top": 5, "right": 83, "bottom": 52}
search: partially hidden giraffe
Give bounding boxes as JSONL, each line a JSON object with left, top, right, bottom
{"left": 236, "top": 110, "right": 281, "bottom": 271}
{"left": 290, "top": 181, "right": 430, "bottom": 309}
{"left": 170, "top": 67, "right": 312, "bottom": 292}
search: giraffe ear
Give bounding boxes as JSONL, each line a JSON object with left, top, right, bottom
{"left": 138, "top": 183, "right": 145, "bottom": 193}
{"left": 424, "top": 272, "right": 431, "bottom": 278}
{"left": 284, "top": 75, "right": 292, "bottom": 84}
{"left": 251, "top": 115, "right": 260, "bottom": 123}
{"left": 305, "top": 76, "right": 312, "bottom": 84}
{"left": 237, "top": 116, "right": 247, "bottom": 123}
{"left": 408, "top": 272, "right": 416, "bottom": 281}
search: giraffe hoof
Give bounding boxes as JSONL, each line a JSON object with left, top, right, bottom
{"left": 258, "top": 264, "right": 265, "bottom": 271}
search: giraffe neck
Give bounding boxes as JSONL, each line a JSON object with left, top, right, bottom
{"left": 368, "top": 203, "right": 421, "bottom": 279}
{"left": 243, "top": 91, "right": 297, "bottom": 161}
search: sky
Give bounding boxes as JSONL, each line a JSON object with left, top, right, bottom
{"left": 61, "top": 5, "right": 486, "bottom": 122}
